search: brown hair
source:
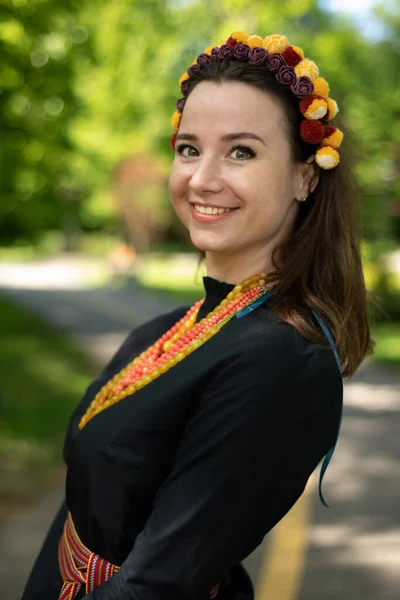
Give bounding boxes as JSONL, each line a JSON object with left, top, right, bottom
{"left": 183, "top": 60, "right": 374, "bottom": 379}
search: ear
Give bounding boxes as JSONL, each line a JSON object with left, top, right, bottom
{"left": 306, "top": 155, "right": 319, "bottom": 193}
{"left": 294, "top": 156, "right": 317, "bottom": 201}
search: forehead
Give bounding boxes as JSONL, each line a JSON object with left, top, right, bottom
{"left": 180, "top": 80, "right": 284, "bottom": 133}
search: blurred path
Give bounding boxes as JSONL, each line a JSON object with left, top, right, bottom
{"left": 0, "top": 255, "right": 399, "bottom": 600}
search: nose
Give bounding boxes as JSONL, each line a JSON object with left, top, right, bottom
{"left": 188, "top": 156, "right": 225, "bottom": 195}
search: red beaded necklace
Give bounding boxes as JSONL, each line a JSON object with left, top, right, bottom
{"left": 79, "top": 270, "right": 280, "bottom": 430}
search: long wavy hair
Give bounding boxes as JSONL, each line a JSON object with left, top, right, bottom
{"left": 183, "top": 60, "right": 374, "bottom": 378}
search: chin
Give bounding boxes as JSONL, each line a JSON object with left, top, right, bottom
{"left": 189, "top": 233, "right": 233, "bottom": 254}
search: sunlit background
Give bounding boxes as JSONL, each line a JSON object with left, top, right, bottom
{"left": 0, "top": 0, "right": 399, "bottom": 599}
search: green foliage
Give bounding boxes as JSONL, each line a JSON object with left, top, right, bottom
{"left": 371, "top": 322, "right": 400, "bottom": 369}
{"left": 362, "top": 240, "right": 400, "bottom": 323}
{"left": 0, "top": 293, "right": 95, "bottom": 505}
{"left": 1, "top": 0, "right": 399, "bottom": 244}
{"left": 0, "top": 294, "right": 94, "bottom": 442}
{"left": 0, "top": 0, "right": 87, "bottom": 242}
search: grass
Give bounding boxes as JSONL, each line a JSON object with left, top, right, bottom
{"left": 0, "top": 295, "right": 95, "bottom": 513}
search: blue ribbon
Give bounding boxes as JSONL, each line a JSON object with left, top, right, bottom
{"left": 236, "top": 291, "right": 343, "bottom": 507}
{"left": 235, "top": 289, "right": 274, "bottom": 319}
{"left": 311, "top": 309, "right": 343, "bottom": 507}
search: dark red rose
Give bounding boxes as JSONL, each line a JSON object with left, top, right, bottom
{"left": 210, "top": 47, "right": 220, "bottom": 61}
{"left": 248, "top": 47, "right": 268, "bottom": 65}
{"left": 176, "top": 97, "right": 186, "bottom": 111}
{"left": 181, "top": 79, "right": 189, "bottom": 95}
{"left": 233, "top": 43, "right": 250, "bottom": 60}
{"left": 218, "top": 44, "right": 235, "bottom": 59}
{"left": 196, "top": 53, "right": 212, "bottom": 65}
{"left": 276, "top": 65, "right": 296, "bottom": 86}
{"left": 268, "top": 53, "right": 287, "bottom": 73}
{"left": 291, "top": 76, "right": 314, "bottom": 98}
{"left": 187, "top": 64, "right": 201, "bottom": 77}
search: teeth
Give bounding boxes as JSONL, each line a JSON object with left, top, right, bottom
{"left": 194, "top": 204, "right": 234, "bottom": 215}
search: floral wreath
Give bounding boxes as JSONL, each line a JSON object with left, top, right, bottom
{"left": 170, "top": 32, "right": 343, "bottom": 170}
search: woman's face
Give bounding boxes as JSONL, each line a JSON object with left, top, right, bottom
{"left": 169, "top": 81, "right": 310, "bottom": 269}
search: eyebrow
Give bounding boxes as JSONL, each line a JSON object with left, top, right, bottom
{"left": 174, "top": 132, "right": 267, "bottom": 146}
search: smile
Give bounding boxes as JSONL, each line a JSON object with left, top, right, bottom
{"left": 194, "top": 204, "right": 236, "bottom": 215}
{"left": 191, "top": 203, "right": 239, "bottom": 223}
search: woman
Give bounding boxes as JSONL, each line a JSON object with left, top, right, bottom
{"left": 23, "top": 31, "right": 373, "bottom": 600}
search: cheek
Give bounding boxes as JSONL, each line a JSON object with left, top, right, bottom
{"left": 169, "top": 162, "right": 188, "bottom": 204}
{"left": 257, "top": 158, "right": 295, "bottom": 198}
{"left": 238, "top": 163, "right": 286, "bottom": 202}
{"left": 168, "top": 164, "right": 191, "bottom": 227}
{"left": 237, "top": 162, "right": 296, "bottom": 225}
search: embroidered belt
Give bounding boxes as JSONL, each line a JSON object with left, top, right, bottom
{"left": 58, "top": 512, "right": 220, "bottom": 599}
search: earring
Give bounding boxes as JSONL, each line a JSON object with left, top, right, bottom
{"left": 299, "top": 196, "right": 307, "bottom": 202}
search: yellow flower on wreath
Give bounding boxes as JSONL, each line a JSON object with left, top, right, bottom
{"left": 326, "top": 98, "right": 339, "bottom": 120}
{"left": 246, "top": 35, "right": 264, "bottom": 49}
{"left": 321, "top": 128, "right": 344, "bottom": 149}
{"left": 230, "top": 31, "right": 249, "bottom": 44}
{"left": 315, "top": 146, "right": 340, "bottom": 170}
{"left": 171, "top": 111, "right": 181, "bottom": 131}
{"left": 313, "top": 77, "right": 330, "bottom": 98}
{"left": 263, "top": 34, "right": 290, "bottom": 54}
{"left": 294, "top": 59, "right": 319, "bottom": 81}
{"left": 179, "top": 72, "right": 189, "bottom": 85}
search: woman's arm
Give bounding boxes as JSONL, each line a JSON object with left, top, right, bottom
{"left": 22, "top": 499, "right": 68, "bottom": 600}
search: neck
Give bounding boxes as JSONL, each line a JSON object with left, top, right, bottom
{"left": 204, "top": 249, "right": 281, "bottom": 285}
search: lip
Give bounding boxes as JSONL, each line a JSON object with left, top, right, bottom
{"left": 190, "top": 204, "right": 239, "bottom": 223}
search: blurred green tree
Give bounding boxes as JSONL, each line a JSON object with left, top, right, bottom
{"left": 0, "top": 0, "right": 88, "bottom": 246}
{"left": 1, "top": 0, "right": 399, "bottom": 247}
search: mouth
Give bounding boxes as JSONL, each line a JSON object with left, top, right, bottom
{"left": 190, "top": 203, "right": 240, "bottom": 223}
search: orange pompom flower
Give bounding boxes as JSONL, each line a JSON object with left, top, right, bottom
{"left": 326, "top": 98, "right": 339, "bottom": 120}
{"left": 321, "top": 126, "right": 344, "bottom": 148}
{"left": 295, "top": 59, "right": 319, "bottom": 81}
{"left": 300, "top": 94, "right": 328, "bottom": 120}
{"left": 315, "top": 146, "right": 340, "bottom": 170}
{"left": 300, "top": 120, "right": 326, "bottom": 144}
{"left": 312, "top": 77, "right": 330, "bottom": 99}
{"left": 246, "top": 35, "right": 264, "bottom": 49}
{"left": 171, "top": 110, "right": 181, "bottom": 131}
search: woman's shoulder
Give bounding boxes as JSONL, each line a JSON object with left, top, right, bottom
{"left": 229, "top": 305, "right": 342, "bottom": 392}
{"left": 195, "top": 307, "right": 342, "bottom": 438}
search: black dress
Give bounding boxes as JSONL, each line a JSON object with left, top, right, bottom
{"left": 22, "top": 276, "right": 342, "bottom": 600}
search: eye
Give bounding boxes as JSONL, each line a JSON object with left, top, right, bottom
{"left": 176, "top": 143, "right": 198, "bottom": 157}
{"left": 175, "top": 143, "right": 256, "bottom": 160}
{"left": 230, "top": 145, "right": 256, "bottom": 160}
